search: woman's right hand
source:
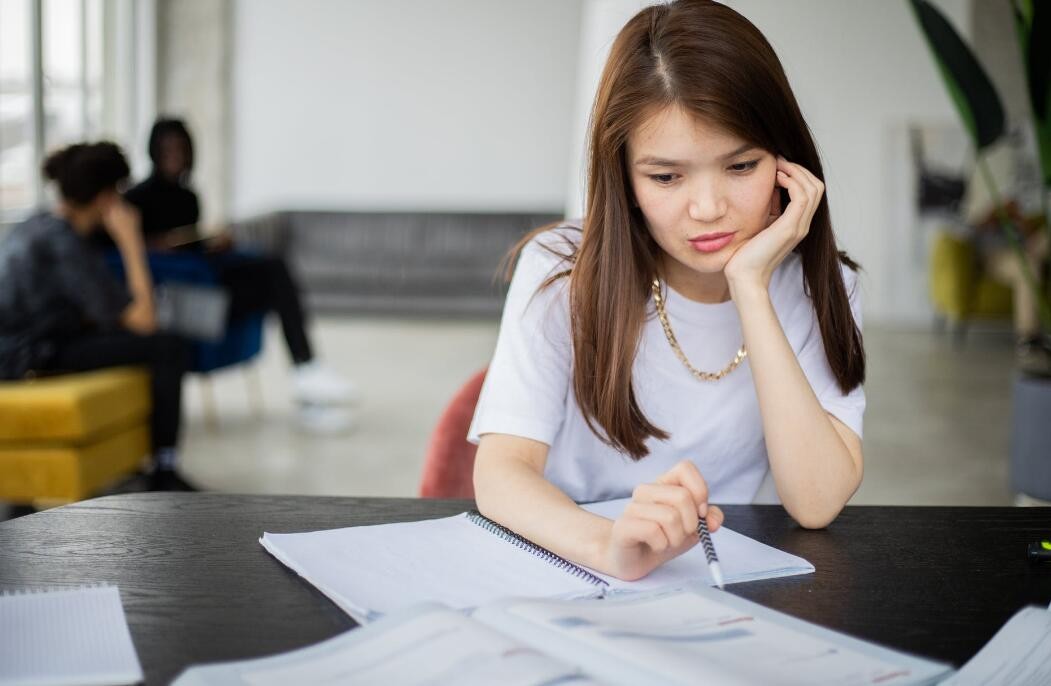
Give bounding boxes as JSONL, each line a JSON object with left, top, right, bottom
{"left": 601, "top": 460, "right": 724, "bottom": 581}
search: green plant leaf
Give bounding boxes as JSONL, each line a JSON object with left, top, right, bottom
{"left": 1016, "top": 0, "right": 1051, "bottom": 186}
{"left": 909, "top": 0, "right": 1005, "bottom": 150}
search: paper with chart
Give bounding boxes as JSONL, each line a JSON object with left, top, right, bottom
{"left": 0, "top": 585, "right": 143, "bottom": 686}
{"left": 174, "top": 588, "right": 952, "bottom": 686}
{"left": 172, "top": 603, "right": 598, "bottom": 686}
{"left": 475, "top": 588, "right": 952, "bottom": 686}
{"left": 260, "top": 498, "right": 813, "bottom": 622}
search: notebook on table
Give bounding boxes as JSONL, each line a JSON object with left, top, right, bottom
{"left": 0, "top": 585, "right": 143, "bottom": 686}
{"left": 260, "top": 498, "right": 814, "bottom": 623}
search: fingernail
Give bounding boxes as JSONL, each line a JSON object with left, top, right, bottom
{"left": 698, "top": 504, "right": 708, "bottom": 518}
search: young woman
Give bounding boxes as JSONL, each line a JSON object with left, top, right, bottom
{"left": 0, "top": 142, "right": 195, "bottom": 490}
{"left": 469, "top": 0, "right": 866, "bottom": 582}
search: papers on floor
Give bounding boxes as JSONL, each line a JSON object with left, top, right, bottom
{"left": 0, "top": 585, "right": 143, "bottom": 686}
{"left": 172, "top": 586, "right": 952, "bottom": 686}
{"left": 259, "top": 497, "right": 814, "bottom": 622}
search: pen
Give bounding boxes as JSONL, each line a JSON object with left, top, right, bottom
{"left": 697, "top": 515, "right": 725, "bottom": 589}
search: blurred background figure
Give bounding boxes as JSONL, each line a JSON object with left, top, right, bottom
{"left": 0, "top": 142, "right": 195, "bottom": 490}
{"left": 116, "top": 118, "right": 360, "bottom": 430}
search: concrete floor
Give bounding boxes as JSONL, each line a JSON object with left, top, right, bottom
{"left": 171, "top": 316, "right": 1021, "bottom": 506}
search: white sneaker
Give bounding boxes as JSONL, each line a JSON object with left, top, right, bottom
{"left": 292, "top": 362, "right": 360, "bottom": 405}
{"left": 295, "top": 404, "right": 357, "bottom": 435}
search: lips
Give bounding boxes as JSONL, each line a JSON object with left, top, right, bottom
{"left": 687, "top": 231, "right": 736, "bottom": 254}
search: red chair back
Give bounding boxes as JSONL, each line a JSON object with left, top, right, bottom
{"left": 419, "top": 367, "right": 487, "bottom": 498}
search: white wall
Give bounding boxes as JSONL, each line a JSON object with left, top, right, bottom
{"left": 158, "top": 0, "right": 229, "bottom": 227}
{"left": 567, "top": 0, "right": 973, "bottom": 324}
{"left": 231, "top": 0, "right": 581, "bottom": 216}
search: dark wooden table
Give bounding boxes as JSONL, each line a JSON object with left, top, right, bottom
{"left": 1, "top": 494, "right": 1049, "bottom": 684}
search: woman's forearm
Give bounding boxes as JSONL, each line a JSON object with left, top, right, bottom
{"left": 732, "top": 285, "right": 862, "bottom": 528}
{"left": 116, "top": 233, "right": 156, "bottom": 332}
{"left": 473, "top": 436, "right": 613, "bottom": 571}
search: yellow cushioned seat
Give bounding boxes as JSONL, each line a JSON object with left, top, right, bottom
{"left": 929, "top": 231, "right": 1013, "bottom": 323}
{"left": 0, "top": 367, "right": 151, "bottom": 505}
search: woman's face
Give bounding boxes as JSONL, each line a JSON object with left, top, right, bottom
{"left": 157, "top": 134, "right": 190, "bottom": 180}
{"left": 627, "top": 105, "right": 779, "bottom": 297}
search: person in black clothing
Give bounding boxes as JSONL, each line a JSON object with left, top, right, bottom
{"left": 124, "top": 119, "right": 357, "bottom": 427}
{"left": 0, "top": 142, "right": 196, "bottom": 491}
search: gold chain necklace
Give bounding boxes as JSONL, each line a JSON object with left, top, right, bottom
{"left": 651, "top": 278, "right": 748, "bottom": 382}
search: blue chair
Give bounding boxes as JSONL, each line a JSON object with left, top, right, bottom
{"left": 104, "top": 250, "right": 266, "bottom": 426}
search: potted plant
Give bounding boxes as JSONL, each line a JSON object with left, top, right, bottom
{"left": 910, "top": 0, "right": 1051, "bottom": 502}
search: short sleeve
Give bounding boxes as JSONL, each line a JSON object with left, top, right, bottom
{"left": 794, "top": 263, "right": 866, "bottom": 439}
{"left": 51, "top": 234, "right": 130, "bottom": 329}
{"left": 467, "top": 230, "right": 576, "bottom": 445}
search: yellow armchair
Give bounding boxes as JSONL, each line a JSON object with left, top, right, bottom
{"left": 0, "top": 367, "right": 151, "bottom": 506}
{"left": 929, "top": 230, "right": 1013, "bottom": 332}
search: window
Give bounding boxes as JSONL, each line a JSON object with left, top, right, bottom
{"left": 0, "top": 0, "right": 151, "bottom": 225}
{"left": 0, "top": 0, "right": 35, "bottom": 216}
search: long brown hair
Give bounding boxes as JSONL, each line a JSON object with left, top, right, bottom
{"left": 509, "top": 0, "right": 865, "bottom": 459}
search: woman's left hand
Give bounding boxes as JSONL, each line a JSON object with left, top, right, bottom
{"left": 723, "top": 156, "right": 824, "bottom": 295}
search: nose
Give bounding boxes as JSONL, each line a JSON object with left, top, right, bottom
{"left": 687, "top": 179, "right": 726, "bottom": 224}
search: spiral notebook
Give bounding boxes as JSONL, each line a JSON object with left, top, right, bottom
{"left": 260, "top": 498, "right": 814, "bottom": 623}
{"left": 0, "top": 585, "right": 143, "bottom": 686}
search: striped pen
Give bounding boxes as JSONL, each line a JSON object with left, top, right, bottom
{"left": 697, "top": 516, "right": 725, "bottom": 589}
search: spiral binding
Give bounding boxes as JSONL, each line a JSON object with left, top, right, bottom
{"left": 466, "top": 511, "right": 609, "bottom": 588}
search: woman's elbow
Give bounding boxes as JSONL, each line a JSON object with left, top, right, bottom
{"left": 793, "top": 510, "right": 838, "bottom": 530}
{"left": 785, "top": 499, "right": 846, "bottom": 530}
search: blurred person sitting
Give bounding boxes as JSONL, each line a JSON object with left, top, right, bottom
{"left": 959, "top": 124, "right": 1051, "bottom": 374}
{"left": 117, "top": 118, "right": 358, "bottom": 423}
{"left": 0, "top": 142, "right": 197, "bottom": 490}
{"left": 972, "top": 201, "right": 1049, "bottom": 373}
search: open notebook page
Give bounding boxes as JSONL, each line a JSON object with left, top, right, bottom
{"left": 261, "top": 498, "right": 811, "bottom": 622}
{"left": 261, "top": 513, "right": 601, "bottom": 622}
{"left": 579, "top": 498, "right": 813, "bottom": 592}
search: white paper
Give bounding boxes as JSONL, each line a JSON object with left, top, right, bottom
{"left": 0, "top": 585, "right": 144, "bottom": 686}
{"left": 941, "top": 606, "right": 1051, "bottom": 685}
{"left": 174, "top": 590, "right": 952, "bottom": 686}
{"left": 580, "top": 498, "right": 814, "bottom": 591}
{"left": 261, "top": 513, "right": 598, "bottom": 622}
{"left": 260, "top": 499, "right": 813, "bottom": 622}
{"left": 173, "top": 604, "right": 597, "bottom": 686}
{"left": 481, "top": 590, "right": 934, "bottom": 686}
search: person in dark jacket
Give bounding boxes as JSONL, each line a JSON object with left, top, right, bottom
{"left": 0, "top": 142, "right": 196, "bottom": 490}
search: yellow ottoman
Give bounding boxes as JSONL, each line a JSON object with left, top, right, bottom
{"left": 0, "top": 367, "right": 151, "bottom": 505}
{"left": 929, "top": 231, "right": 1013, "bottom": 323}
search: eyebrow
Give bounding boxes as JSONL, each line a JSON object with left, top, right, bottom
{"left": 633, "top": 144, "right": 756, "bottom": 167}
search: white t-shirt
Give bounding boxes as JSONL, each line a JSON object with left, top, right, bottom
{"left": 467, "top": 225, "right": 865, "bottom": 505}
